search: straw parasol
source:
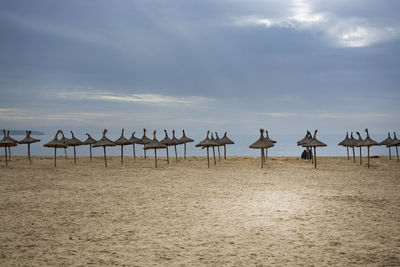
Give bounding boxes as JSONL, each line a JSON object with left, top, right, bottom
{"left": 93, "top": 129, "right": 116, "bottom": 167}
{"left": 249, "top": 129, "right": 274, "bottom": 168}
{"left": 139, "top": 129, "right": 152, "bottom": 158}
{"left": 302, "top": 130, "right": 327, "bottom": 169}
{"left": 82, "top": 133, "right": 97, "bottom": 161}
{"left": 179, "top": 130, "right": 194, "bottom": 159}
{"left": 0, "top": 129, "right": 18, "bottom": 166}
{"left": 196, "top": 130, "right": 218, "bottom": 168}
{"left": 359, "top": 128, "right": 379, "bottom": 168}
{"left": 338, "top": 132, "right": 351, "bottom": 160}
{"left": 387, "top": 132, "right": 400, "bottom": 162}
{"left": 214, "top": 132, "right": 222, "bottom": 161}
{"left": 355, "top": 132, "right": 364, "bottom": 165}
{"left": 297, "top": 131, "right": 313, "bottom": 162}
{"left": 66, "top": 131, "right": 83, "bottom": 164}
{"left": 348, "top": 132, "right": 357, "bottom": 163}
{"left": 380, "top": 132, "right": 393, "bottom": 160}
{"left": 219, "top": 132, "right": 234, "bottom": 159}
{"left": 128, "top": 132, "right": 141, "bottom": 160}
{"left": 144, "top": 130, "right": 167, "bottom": 168}
{"left": 43, "top": 130, "right": 67, "bottom": 167}
{"left": 18, "top": 130, "right": 41, "bottom": 164}
{"left": 114, "top": 129, "right": 131, "bottom": 165}
{"left": 59, "top": 131, "right": 70, "bottom": 158}
{"left": 6, "top": 131, "right": 18, "bottom": 160}
{"left": 171, "top": 130, "right": 181, "bottom": 162}
{"left": 264, "top": 129, "right": 276, "bottom": 163}
{"left": 160, "top": 130, "right": 174, "bottom": 165}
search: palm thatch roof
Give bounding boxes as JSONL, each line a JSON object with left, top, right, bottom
{"left": 93, "top": 129, "right": 116, "bottom": 147}
{"left": 380, "top": 132, "right": 392, "bottom": 146}
{"left": 144, "top": 131, "right": 167, "bottom": 150}
{"left": 338, "top": 132, "right": 350, "bottom": 146}
{"left": 354, "top": 132, "right": 364, "bottom": 147}
{"left": 171, "top": 130, "right": 181, "bottom": 145}
{"left": 249, "top": 129, "right": 274, "bottom": 149}
{"left": 83, "top": 133, "right": 97, "bottom": 145}
{"left": 219, "top": 132, "right": 234, "bottom": 145}
{"left": 43, "top": 130, "right": 67, "bottom": 148}
{"left": 18, "top": 130, "right": 41, "bottom": 144}
{"left": 161, "top": 130, "right": 174, "bottom": 146}
{"left": 138, "top": 129, "right": 152, "bottom": 145}
{"left": 0, "top": 129, "right": 18, "bottom": 147}
{"left": 179, "top": 130, "right": 194, "bottom": 144}
{"left": 196, "top": 130, "right": 219, "bottom": 147}
{"left": 297, "top": 131, "right": 312, "bottom": 146}
{"left": 114, "top": 129, "right": 131, "bottom": 145}
{"left": 359, "top": 128, "right": 379, "bottom": 147}
{"left": 66, "top": 131, "right": 83, "bottom": 146}
{"left": 6, "top": 131, "right": 18, "bottom": 143}
{"left": 302, "top": 130, "right": 327, "bottom": 147}
{"left": 128, "top": 132, "right": 141, "bottom": 144}
{"left": 388, "top": 132, "right": 400, "bottom": 147}
{"left": 347, "top": 132, "right": 357, "bottom": 147}
{"left": 265, "top": 129, "right": 276, "bottom": 144}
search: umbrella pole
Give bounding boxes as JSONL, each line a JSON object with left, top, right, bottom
{"left": 359, "top": 147, "right": 362, "bottom": 165}
{"left": 266, "top": 148, "right": 268, "bottom": 163}
{"left": 212, "top": 146, "right": 216, "bottom": 165}
{"left": 260, "top": 149, "right": 264, "bottom": 168}
{"left": 388, "top": 147, "right": 391, "bottom": 160}
{"left": 314, "top": 147, "right": 317, "bottom": 169}
{"left": 73, "top": 146, "right": 77, "bottom": 164}
{"left": 352, "top": 147, "right": 355, "bottom": 163}
{"left": 54, "top": 147, "right": 56, "bottom": 167}
{"left": 174, "top": 145, "right": 178, "bottom": 162}
{"left": 396, "top": 146, "right": 399, "bottom": 162}
{"left": 184, "top": 143, "right": 187, "bottom": 159}
{"left": 121, "top": 145, "right": 124, "bottom": 165}
{"left": 104, "top": 146, "right": 107, "bottom": 168}
{"left": 90, "top": 144, "right": 93, "bottom": 161}
{"left": 367, "top": 146, "right": 370, "bottom": 168}
{"left": 207, "top": 147, "right": 210, "bottom": 168}
{"left": 4, "top": 147, "right": 8, "bottom": 167}
{"left": 64, "top": 148, "right": 67, "bottom": 158}
{"left": 217, "top": 146, "right": 221, "bottom": 161}
{"left": 28, "top": 144, "right": 32, "bottom": 164}
{"left": 166, "top": 147, "right": 169, "bottom": 164}
{"left": 144, "top": 147, "right": 146, "bottom": 159}
{"left": 224, "top": 144, "right": 227, "bottom": 160}
{"left": 133, "top": 144, "right": 136, "bottom": 161}
{"left": 8, "top": 146, "right": 11, "bottom": 161}
{"left": 346, "top": 147, "right": 349, "bottom": 160}
{"left": 154, "top": 149, "right": 157, "bottom": 168}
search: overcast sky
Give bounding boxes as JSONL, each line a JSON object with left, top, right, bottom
{"left": 1, "top": 0, "right": 399, "bottom": 136}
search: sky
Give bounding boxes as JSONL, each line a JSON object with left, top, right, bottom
{"left": 0, "top": 0, "right": 399, "bottom": 138}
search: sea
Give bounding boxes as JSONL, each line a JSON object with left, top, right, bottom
{"left": 2, "top": 132, "right": 394, "bottom": 158}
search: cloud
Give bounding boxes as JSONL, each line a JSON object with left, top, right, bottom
{"left": 256, "top": 111, "right": 396, "bottom": 120}
{"left": 232, "top": 0, "right": 400, "bottom": 47}
{"left": 54, "top": 91, "right": 214, "bottom": 105}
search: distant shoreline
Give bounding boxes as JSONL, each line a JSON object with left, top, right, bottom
{"left": 7, "top": 130, "right": 44, "bottom": 135}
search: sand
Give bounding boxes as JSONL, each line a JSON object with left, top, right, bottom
{"left": 0, "top": 155, "right": 399, "bottom": 266}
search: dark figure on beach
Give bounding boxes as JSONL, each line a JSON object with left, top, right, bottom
{"left": 301, "top": 149, "right": 313, "bottom": 160}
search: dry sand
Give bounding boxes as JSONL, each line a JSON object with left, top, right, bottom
{"left": 0, "top": 155, "right": 399, "bottom": 266}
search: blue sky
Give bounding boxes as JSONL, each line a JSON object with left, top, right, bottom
{"left": 1, "top": 0, "right": 399, "bottom": 136}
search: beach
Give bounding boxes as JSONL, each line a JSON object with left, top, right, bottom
{"left": 0, "top": 156, "right": 399, "bottom": 266}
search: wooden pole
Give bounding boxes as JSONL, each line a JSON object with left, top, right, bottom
{"left": 4, "top": 147, "right": 8, "bottom": 167}
{"left": 54, "top": 147, "right": 56, "bottom": 167}
{"left": 184, "top": 143, "right": 187, "bottom": 159}
{"left": 89, "top": 144, "right": 93, "bottom": 161}
{"left": 359, "top": 147, "right": 362, "bottom": 165}
{"left": 144, "top": 147, "right": 146, "bottom": 158}
{"left": 166, "top": 147, "right": 169, "bottom": 164}
{"left": 352, "top": 147, "right": 355, "bottom": 163}
{"left": 224, "top": 144, "right": 227, "bottom": 159}
{"left": 346, "top": 147, "right": 349, "bottom": 160}
{"left": 8, "top": 146, "right": 11, "bottom": 161}
{"left": 212, "top": 146, "right": 216, "bottom": 165}
{"left": 396, "top": 146, "right": 399, "bottom": 162}
{"left": 367, "top": 146, "right": 370, "bottom": 168}
{"left": 154, "top": 149, "right": 157, "bottom": 168}
{"left": 73, "top": 146, "right": 77, "bottom": 164}
{"left": 314, "top": 147, "right": 317, "bottom": 168}
{"left": 64, "top": 147, "right": 67, "bottom": 158}
{"left": 104, "top": 146, "right": 107, "bottom": 168}
{"left": 120, "top": 145, "right": 124, "bottom": 165}
{"left": 217, "top": 146, "right": 221, "bottom": 161}
{"left": 389, "top": 147, "right": 392, "bottom": 160}
{"left": 28, "top": 144, "right": 32, "bottom": 164}
{"left": 261, "top": 149, "right": 264, "bottom": 168}
{"left": 174, "top": 145, "right": 178, "bottom": 162}
{"left": 207, "top": 147, "right": 210, "bottom": 168}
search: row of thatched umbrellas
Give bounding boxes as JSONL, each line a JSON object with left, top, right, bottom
{"left": 338, "top": 129, "right": 400, "bottom": 167}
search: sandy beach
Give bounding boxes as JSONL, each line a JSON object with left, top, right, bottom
{"left": 0, "top": 155, "right": 399, "bottom": 266}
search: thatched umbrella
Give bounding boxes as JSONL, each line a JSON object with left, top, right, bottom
{"left": 171, "top": 130, "right": 181, "bottom": 162}
{"left": 348, "top": 132, "right": 357, "bottom": 163}
{"left": 139, "top": 129, "right": 152, "bottom": 158}
{"left": 160, "top": 130, "right": 174, "bottom": 165}
{"left": 66, "top": 131, "right": 83, "bottom": 164}
{"left": 18, "top": 130, "right": 41, "bottom": 164}
{"left": 249, "top": 129, "right": 274, "bottom": 168}
{"left": 114, "top": 129, "right": 131, "bottom": 165}
{"left": 196, "top": 130, "right": 218, "bottom": 168}
{"left": 144, "top": 130, "right": 167, "bottom": 168}
{"left": 93, "top": 129, "right": 116, "bottom": 168}
{"left": 387, "top": 132, "right": 399, "bottom": 162}
{"left": 179, "top": 130, "right": 194, "bottom": 159}
{"left": 264, "top": 130, "right": 276, "bottom": 163}
{"left": 297, "top": 131, "right": 313, "bottom": 162}
{"left": 209, "top": 133, "right": 219, "bottom": 165}
{"left": 219, "top": 132, "right": 234, "bottom": 159}
{"left": 128, "top": 132, "right": 141, "bottom": 161}
{"left": 338, "top": 132, "right": 351, "bottom": 160}
{"left": 380, "top": 132, "right": 393, "bottom": 160}
{"left": 59, "top": 131, "right": 70, "bottom": 158}
{"left": 355, "top": 132, "right": 364, "bottom": 165}
{"left": 1, "top": 129, "right": 18, "bottom": 166}
{"left": 302, "top": 130, "right": 327, "bottom": 169}
{"left": 359, "top": 128, "right": 379, "bottom": 168}
{"left": 214, "top": 132, "right": 222, "bottom": 161}
{"left": 83, "top": 133, "right": 97, "bottom": 161}
{"left": 6, "top": 131, "right": 18, "bottom": 160}
{"left": 43, "top": 130, "right": 67, "bottom": 167}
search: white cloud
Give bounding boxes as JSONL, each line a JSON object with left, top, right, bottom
{"left": 233, "top": 0, "right": 400, "bottom": 47}
{"left": 55, "top": 91, "right": 214, "bottom": 105}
